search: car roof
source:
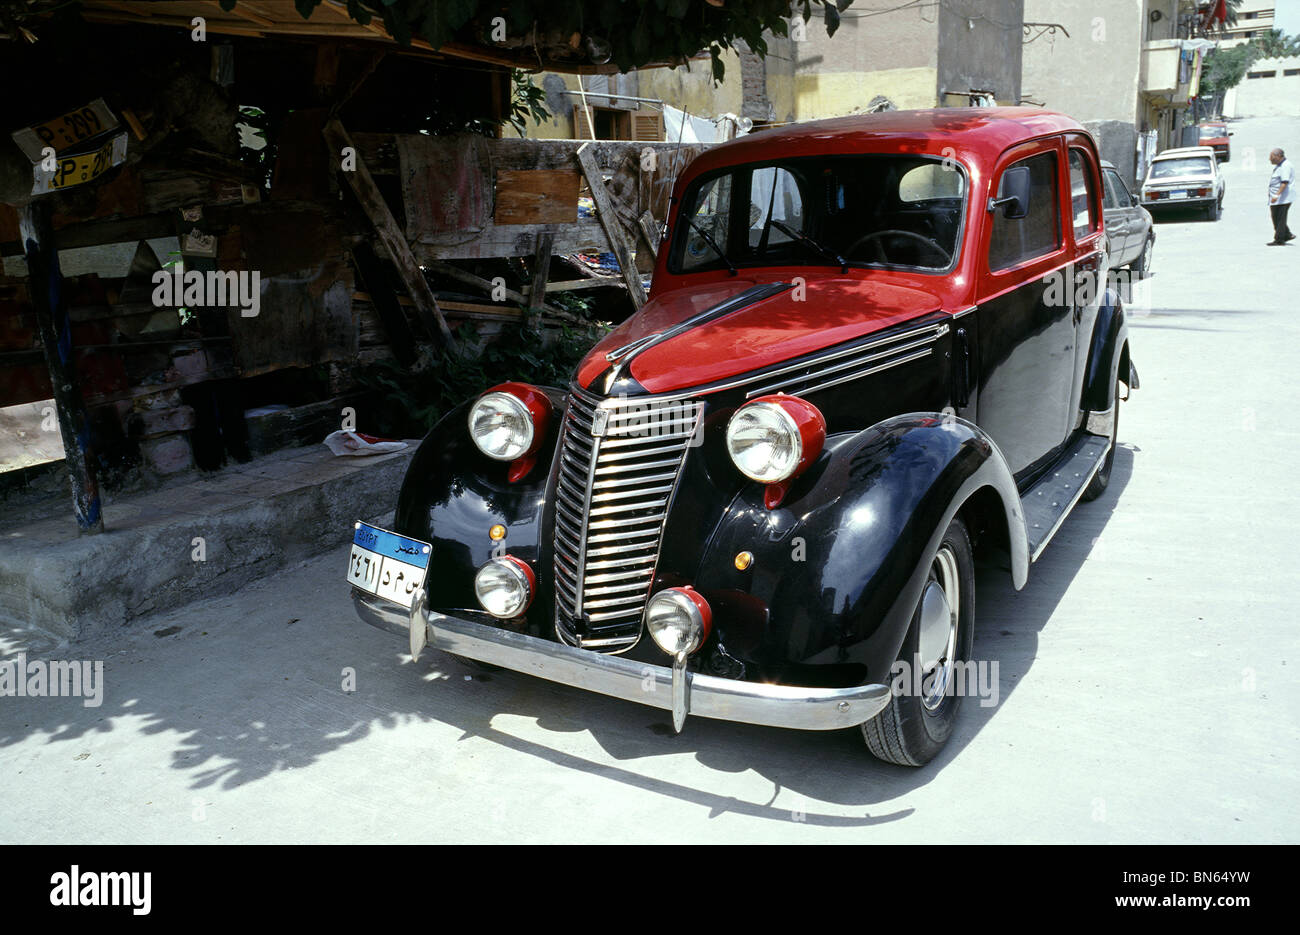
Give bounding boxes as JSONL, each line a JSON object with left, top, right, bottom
{"left": 680, "top": 107, "right": 1090, "bottom": 179}
{"left": 1153, "top": 146, "right": 1217, "bottom": 158}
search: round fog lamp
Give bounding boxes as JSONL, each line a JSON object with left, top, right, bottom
{"left": 474, "top": 557, "right": 534, "bottom": 618}
{"left": 644, "top": 588, "right": 711, "bottom": 656}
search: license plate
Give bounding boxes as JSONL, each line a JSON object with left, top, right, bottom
{"left": 31, "top": 132, "right": 128, "bottom": 195}
{"left": 347, "top": 522, "right": 431, "bottom": 609}
{"left": 1168, "top": 190, "right": 1188, "bottom": 200}
{"left": 11, "top": 98, "right": 119, "bottom": 161}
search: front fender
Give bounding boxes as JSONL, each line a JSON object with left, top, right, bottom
{"left": 694, "top": 414, "right": 1028, "bottom": 686}
{"left": 392, "top": 388, "right": 565, "bottom": 619}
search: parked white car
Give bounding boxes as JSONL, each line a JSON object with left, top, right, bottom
{"left": 1140, "top": 146, "right": 1225, "bottom": 221}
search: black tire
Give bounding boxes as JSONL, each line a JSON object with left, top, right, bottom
{"left": 862, "top": 516, "right": 976, "bottom": 767}
{"left": 1082, "top": 379, "right": 1120, "bottom": 502}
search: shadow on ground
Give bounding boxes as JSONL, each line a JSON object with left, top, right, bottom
{"left": 0, "top": 449, "right": 1133, "bottom": 828}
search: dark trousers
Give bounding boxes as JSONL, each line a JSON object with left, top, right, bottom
{"left": 1271, "top": 202, "right": 1293, "bottom": 243}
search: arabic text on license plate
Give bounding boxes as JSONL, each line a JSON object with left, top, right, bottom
{"left": 347, "top": 522, "right": 431, "bottom": 609}
{"left": 1169, "top": 190, "right": 1188, "bottom": 200}
{"left": 31, "top": 132, "right": 129, "bottom": 196}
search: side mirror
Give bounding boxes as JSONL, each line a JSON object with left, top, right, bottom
{"left": 989, "top": 165, "right": 1031, "bottom": 219}
{"left": 1228, "top": 131, "right": 1235, "bottom": 136}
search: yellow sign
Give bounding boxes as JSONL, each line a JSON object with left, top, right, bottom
{"left": 31, "top": 132, "right": 129, "bottom": 195}
{"left": 11, "top": 98, "right": 119, "bottom": 162}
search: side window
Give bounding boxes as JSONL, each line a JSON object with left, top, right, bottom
{"left": 1068, "top": 149, "right": 1098, "bottom": 238}
{"left": 1102, "top": 170, "right": 1120, "bottom": 209}
{"left": 680, "top": 174, "right": 733, "bottom": 272}
{"left": 988, "top": 151, "right": 1060, "bottom": 271}
{"left": 748, "top": 167, "right": 804, "bottom": 251}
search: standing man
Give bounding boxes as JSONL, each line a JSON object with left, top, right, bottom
{"left": 1268, "top": 148, "right": 1294, "bottom": 245}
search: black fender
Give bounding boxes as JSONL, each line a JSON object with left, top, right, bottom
{"left": 391, "top": 387, "right": 565, "bottom": 623}
{"left": 1082, "top": 285, "right": 1136, "bottom": 412}
{"left": 692, "top": 413, "right": 1028, "bottom": 687}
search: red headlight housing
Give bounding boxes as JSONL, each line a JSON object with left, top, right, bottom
{"left": 467, "top": 382, "right": 552, "bottom": 482}
{"left": 725, "top": 394, "right": 826, "bottom": 508}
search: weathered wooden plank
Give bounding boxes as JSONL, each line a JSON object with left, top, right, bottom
{"left": 349, "top": 239, "right": 417, "bottom": 366}
{"left": 419, "top": 258, "right": 581, "bottom": 325}
{"left": 576, "top": 142, "right": 647, "bottom": 308}
{"left": 527, "top": 232, "right": 554, "bottom": 330}
{"left": 323, "top": 117, "right": 455, "bottom": 349}
{"left": 413, "top": 219, "right": 608, "bottom": 260}
{"left": 20, "top": 200, "right": 103, "bottom": 533}
{"left": 526, "top": 277, "right": 625, "bottom": 293}
{"left": 495, "top": 170, "right": 579, "bottom": 225}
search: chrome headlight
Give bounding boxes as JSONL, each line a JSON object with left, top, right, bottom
{"left": 474, "top": 557, "right": 534, "bottom": 618}
{"left": 468, "top": 391, "right": 534, "bottom": 460}
{"left": 726, "top": 400, "right": 803, "bottom": 483}
{"left": 644, "top": 588, "right": 711, "bottom": 656}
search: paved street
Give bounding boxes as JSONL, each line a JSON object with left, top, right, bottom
{"left": 2, "top": 117, "right": 1297, "bottom": 844}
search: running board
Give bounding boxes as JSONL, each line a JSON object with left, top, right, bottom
{"left": 1022, "top": 434, "right": 1111, "bottom": 561}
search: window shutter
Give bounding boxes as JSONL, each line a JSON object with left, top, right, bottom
{"left": 573, "top": 105, "right": 595, "bottom": 140}
{"left": 631, "top": 109, "right": 664, "bottom": 142}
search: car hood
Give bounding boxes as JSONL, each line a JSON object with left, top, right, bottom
{"left": 574, "top": 275, "right": 945, "bottom": 395}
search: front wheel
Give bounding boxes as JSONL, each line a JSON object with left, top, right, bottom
{"left": 862, "top": 516, "right": 976, "bottom": 767}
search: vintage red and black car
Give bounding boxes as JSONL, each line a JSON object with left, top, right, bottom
{"left": 349, "top": 108, "right": 1139, "bottom": 766}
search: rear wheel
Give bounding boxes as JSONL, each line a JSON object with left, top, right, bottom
{"left": 862, "top": 516, "right": 976, "bottom": 767}
{"left": 1130, "top": 235, "right": 1153, "bottom": 278}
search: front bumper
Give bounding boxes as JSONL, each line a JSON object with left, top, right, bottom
{"left": 353, "top": 589, "right": 891, "bottom": 733}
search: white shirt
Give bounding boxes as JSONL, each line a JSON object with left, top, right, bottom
{"left": 1270, "top": 159, "right": 1294, "bottom": 205}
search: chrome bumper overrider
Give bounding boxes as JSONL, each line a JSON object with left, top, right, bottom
{"left": 353, "top": 590, "right": 891, "bottom": 733}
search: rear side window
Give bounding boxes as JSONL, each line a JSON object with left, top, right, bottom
{"left": 1068, "top": 149, "right": 1098, "bottom": 239}
{"left": 988, "top": 151, "right": 1060, "bottom": 271}
{"left": 1104, "top": 169, "right": 1132, "bottom": 208}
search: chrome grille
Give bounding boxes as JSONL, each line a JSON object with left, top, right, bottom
{"left": 553, "top": 388, "right": 702, "bottom": 652}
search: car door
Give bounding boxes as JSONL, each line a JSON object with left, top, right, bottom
{"left": 1112, "top": 169, "right": 1149, "bottom": 261}
{"left": 1064, "top": 140, "right": 1106, "bottom": 425}
{"left": 975, "top": 139, "right": 1078, "bottom": 482}
{"left": 1101, "top": 168, "right": 1132, "bottom": 266}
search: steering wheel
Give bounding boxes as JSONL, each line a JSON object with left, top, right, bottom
{"left": 846, "top": 229, "right": 952, "bottom": 266}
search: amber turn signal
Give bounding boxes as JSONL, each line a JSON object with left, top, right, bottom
{"left": 489, "top": 524, "right": 506, "bottom": 541}
{"left": 734, "top": 551, "right": 753, "bottom": 571}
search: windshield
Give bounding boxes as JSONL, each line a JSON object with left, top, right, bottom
{"left": 670, "top": 155, "right": 966, "bottom": 274}
{"left": 1150, "top": 156, "right": 1214, "bottom": 179}
{"left": 1199, "top": 126, "right": 1225, "bottom": 139}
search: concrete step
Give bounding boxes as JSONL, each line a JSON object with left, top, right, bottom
{"left": 0, "top": 439, "right": 419, "bottom": 641}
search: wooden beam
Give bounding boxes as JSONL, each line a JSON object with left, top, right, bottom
{"left": 527, "top": 232, "right": 554, "bottom": 330}
{"left": 525, "top": 277, "right": 625, "bottom": 293}
{"left": 322, "top": 117, "right": 455, "bottom": 350}
{"left": 19, "top": 200, "right": 103, "bottom": 533}
{"left": 418, "top": 258, "right": 583, "bottom": 325}
{"left": 349, "top": 241, "right": 417, "bottom": 367}
{"left": 575, "top": 143, "right": 647, "bottom": 308}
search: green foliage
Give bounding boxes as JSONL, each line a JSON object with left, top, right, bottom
{"left": 1200, "top": 44, "right": 1257, "bottom": 96}
{"left": 507, "top": 71, "right": 551, "bottom": 137}
{"left": 355, "top": 319, "right": 611, "bottom": 436}
{"left": 238, "top": 0, "right": 852, "bottom": 82}
{"left": 1247, "top": 28, "right": 1300, "bottom": 60}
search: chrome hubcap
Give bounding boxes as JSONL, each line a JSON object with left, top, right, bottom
{"left": 917, "top": 545, "right": 960, "bottom": 711}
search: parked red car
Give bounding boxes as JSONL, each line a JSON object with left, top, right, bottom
{"left": 350, "top": 108, "right": 1139, "bottom": 766}
{"left": 1198, "top": 121, "right": 1231, "bottom": 161}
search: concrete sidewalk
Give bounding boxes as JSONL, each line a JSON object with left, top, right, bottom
{"left": 0, "top": 440, "right": 416, "bottom": 641}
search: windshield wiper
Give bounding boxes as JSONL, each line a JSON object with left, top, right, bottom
{"left": 687, "top": 219, "right": 737, "bottom": 276}
{"left": 772, "top": 220, "right": 848, "bottom": 274}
